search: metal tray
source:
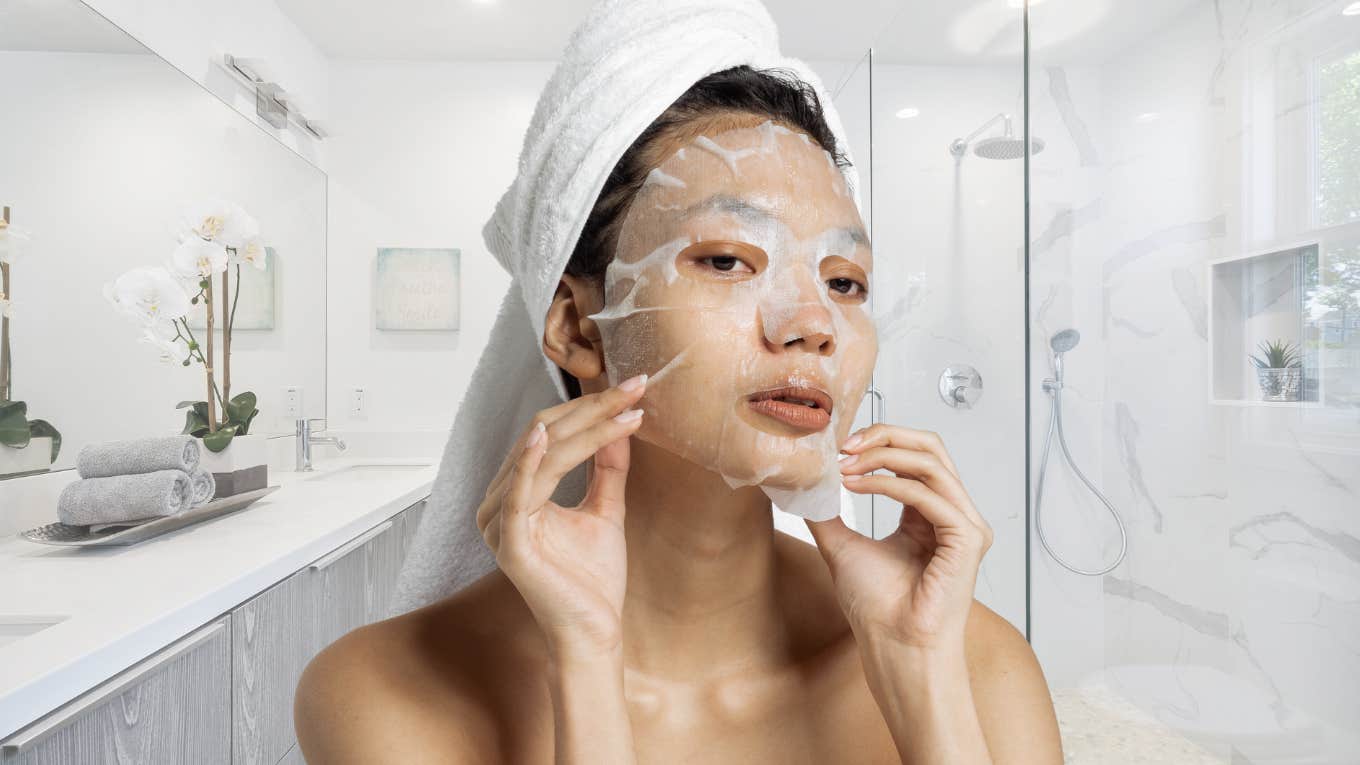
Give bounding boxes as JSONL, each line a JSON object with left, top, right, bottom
{"left": 18, "top": 486, "right": 280, "bottom": 547}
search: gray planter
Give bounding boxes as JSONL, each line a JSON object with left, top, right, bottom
{"left": 1255, "top": 367, "right": 1301, "bottom": 402}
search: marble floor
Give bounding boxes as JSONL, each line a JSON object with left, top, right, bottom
{"left": 1051, "top": 676, "right": 1358, "bottom": 765}
{"left": 1052, "top": 683, "right": 1225, "bottom": 764}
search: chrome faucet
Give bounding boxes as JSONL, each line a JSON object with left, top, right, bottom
{"left": 295, "top": 418, "right": 347, "bottom": 471}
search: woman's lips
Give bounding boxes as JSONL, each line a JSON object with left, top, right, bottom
{"left": 746, "top": 386, "right": 833, "bottom": 432}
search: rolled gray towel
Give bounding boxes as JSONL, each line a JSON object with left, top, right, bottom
{"left": 75, "top": 436, "right": 200, "bottom": 479}
{"left": 189, "top": 467, "right": 217, "bottom": 506}
{"left": 56, "top": 470, "right": 193, "bottom": 526}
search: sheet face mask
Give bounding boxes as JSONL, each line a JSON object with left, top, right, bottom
{"left": 583, "top": 119, "right": 877, "bottom": 522}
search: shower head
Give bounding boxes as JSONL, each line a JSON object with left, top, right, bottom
{"left": 1050, "top": 329, "right": 1080, "bottom": 354}
{"left": 950, "top": 112, "right": 1045, "bottom": 160}
{"left": 973, "top": 135, "right": 1045, "bottom": 160}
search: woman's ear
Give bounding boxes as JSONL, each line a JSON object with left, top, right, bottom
{"left": 542, "top": 273, "right": 606, "bottom": 384}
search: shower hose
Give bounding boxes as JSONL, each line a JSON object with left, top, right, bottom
{"left": 1034, "top": 377, "right": 1128, "bottom": 576}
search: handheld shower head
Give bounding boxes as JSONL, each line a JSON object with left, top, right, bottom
{"left": 1050, "top": 329, "right": 1080, "bottom": 354}
{"left": 1048, "top": 329, "right": 1080, "bottom": 386}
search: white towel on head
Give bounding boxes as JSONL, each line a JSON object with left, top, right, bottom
{"left": 389, "top": 0, "right": 865, "bottom": 617}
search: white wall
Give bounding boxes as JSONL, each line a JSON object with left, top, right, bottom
{"left": 81, "top": 0, "right": 330, "bottom": 166}
{"left": 323, "top": 60, "right": 554, "bottom": 455}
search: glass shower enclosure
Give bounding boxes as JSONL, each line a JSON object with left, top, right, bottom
{"left": 830, "top": 0, "right": 1360, "bottom": 761}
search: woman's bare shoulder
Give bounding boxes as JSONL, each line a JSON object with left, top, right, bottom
{"left": 964, "top": 600, "right": 1065, "bottom": 763}
{"left": 294, "top": 570, "right": 543, "bottom": 763}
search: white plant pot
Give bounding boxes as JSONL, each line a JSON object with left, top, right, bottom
{"left": 197, "top": 433, "right": 268, "bottom": 498}
{"left": 0, "top": 437, "right": 54, "bottom": 476}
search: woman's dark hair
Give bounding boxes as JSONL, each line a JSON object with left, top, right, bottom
{"left": 560, "top": 64, "right": 852, "bottom": 398}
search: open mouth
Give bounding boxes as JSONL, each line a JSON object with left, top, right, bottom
{"left": 746, "top": 386, "right": 833, "bottom": 432}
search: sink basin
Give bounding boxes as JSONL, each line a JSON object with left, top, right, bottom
{"left": 0, "top": 615, "right": 68, "bottom": 649}
{"left": 308, "top": 463, "right": 431, "bottom": 481}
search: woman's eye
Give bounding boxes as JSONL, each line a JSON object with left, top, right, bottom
{"left": 700, "top": 255, "right": 753, "bottom": 273}
{"left": 829, "top": 277, "right": 868, "bottom": 298}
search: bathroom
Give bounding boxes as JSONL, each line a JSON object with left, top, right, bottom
{"left": 0, "top": 0, "right": 1357, "bottom": 761}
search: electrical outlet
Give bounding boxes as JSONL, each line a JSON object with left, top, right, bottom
{"left": 284, "top": 386, "right": 302, "bottom": 418}
{"left": 351, "top": 387, "right": 366, "bottom": 419}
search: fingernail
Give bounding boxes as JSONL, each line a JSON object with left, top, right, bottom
{"left": 527, "top": 421, "right": 547, "bottom": 448}
{"left": 613, "top": 408, "right": 644, "bottom": 423}
{"left": 842, "top": 433, "right": 863, "bottom": 451}
{"left": 842, "top": 473, "right": 863, "bottom": 482}
{"left": 838, "top": 453, "right": 858, "bottom": 470}
{"left": 620, "top": 373, "right": 648, "bottom": 393}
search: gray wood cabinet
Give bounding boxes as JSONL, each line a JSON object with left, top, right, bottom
{"left": 1, "top": 618, "right": 231, "bottom": 765}
{"left": 396, "top": 499, "right": 427, "bottom": 568}
{"left": 231, "top": 500, "right": 422, "bottom": 765}
{"left": 1, "top": 497, "right": 428, "bottom": 765}
{"left": 231, "top": 565, "right": 320, "bottom": 765}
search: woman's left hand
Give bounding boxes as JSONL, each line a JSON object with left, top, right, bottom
{"left": 806, "top": 423, "right": 994, "bottom": 653}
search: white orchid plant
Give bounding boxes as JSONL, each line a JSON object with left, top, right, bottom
{"left": 0, "top": 206, "right": 61, "bottom": 464}
{"left": 105, "top": 200, "right": 268, "bottom": 452}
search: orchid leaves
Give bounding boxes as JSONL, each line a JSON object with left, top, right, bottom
{"left": 178, "top": 391, "right": 259, "bottom": 452}
{"left": 0, "top": 400, "right": 62, "bottom": 462}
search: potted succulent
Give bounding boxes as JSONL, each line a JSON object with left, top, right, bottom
{"left": 1249, "top": 339, "right": 1303, "bottom": 402}
{"left": 105, "top": 200, "right": 270, "bottom": 496}
{"left": 0, "top": 206, "right": 62, "bottom": 475}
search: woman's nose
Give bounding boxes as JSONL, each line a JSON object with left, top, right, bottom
{"left": 759, "top": 267, "right": 836, "bottom": 355}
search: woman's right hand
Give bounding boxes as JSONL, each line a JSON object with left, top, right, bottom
{"left": 476, "top": 373, "right": 648, "bottom": 660}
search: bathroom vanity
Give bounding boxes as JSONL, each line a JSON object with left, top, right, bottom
{"left": 0, "top": 2, "right": 444, "bottom": 761}
{"left": 0, "top": 460, "right": 436, "bottom": 764}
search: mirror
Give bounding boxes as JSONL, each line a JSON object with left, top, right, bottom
{"left": 0, "top": 0, "right": 326, "bottom": 478}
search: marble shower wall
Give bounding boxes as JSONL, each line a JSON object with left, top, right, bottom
{"left": 1027, "top": 0, "right": 1360, "bottom": 761}
{"left": 869, "top": 62, "right": 1028, "bottom": 635}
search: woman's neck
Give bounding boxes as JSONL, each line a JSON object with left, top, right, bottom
{"left": 616, "top": 437, "right": 796, "bottom": 681}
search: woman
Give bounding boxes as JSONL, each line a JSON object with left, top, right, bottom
{"left": 295, "top": 60, "right": 1063, "bottom": 762}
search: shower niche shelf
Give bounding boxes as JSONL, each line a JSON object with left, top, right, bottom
{"left": 1208, "top": 242, "right": 1322, "bottom": 407}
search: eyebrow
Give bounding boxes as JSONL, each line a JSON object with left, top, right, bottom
{"left": 680, "top": 193, "right": 870, "bottom": 248}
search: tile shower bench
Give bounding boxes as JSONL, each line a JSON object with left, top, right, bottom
{"left": 0, "top": 459, "right": 436, "bottom": 764}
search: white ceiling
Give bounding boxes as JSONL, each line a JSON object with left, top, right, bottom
{"left": 276, "top": 0, "right": 1200, "bottom": 65}
{"left": 0, "top": 0, "right": 146, "bottom": 53}
{"left": 275, "top": 0, "right": 896, "bottom": 62}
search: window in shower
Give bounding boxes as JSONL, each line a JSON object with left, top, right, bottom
{"left": 1314, "top": 45, "right": 1360, "bottom": 228}
{"left": 1310, "top": 40, "right": 1360, "bottom": 411}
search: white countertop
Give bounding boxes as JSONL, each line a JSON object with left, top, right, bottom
{"left": 0, "top": 458, "right": 437, "bottom": 740}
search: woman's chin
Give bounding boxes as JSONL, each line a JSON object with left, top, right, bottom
{"left": 631, "top": 419, "right": 833, "bottom": 491}
{"left": 714, "top": 453, "right": 831, "bottom": 491}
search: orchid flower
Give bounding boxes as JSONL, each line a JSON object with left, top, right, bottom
{"left": 0, "top": 220, "right": 32, "bottom": 264}
{"left": 230, "top": 236, "right": 268, "bottom": 270}
{"left": 103, "top": 266, "right": 191, "bottom": 325}
{"left": 170, "top": 235, "right": 229, "bottom": 280}
{"left": 139, "top": 321, "right": 191, "bottom": 364}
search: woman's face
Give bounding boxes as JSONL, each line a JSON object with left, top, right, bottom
{"left": 584, "top": 118, "right": 878, "bottom": 494}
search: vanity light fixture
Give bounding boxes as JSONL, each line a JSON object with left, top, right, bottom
{"left": 221, "top": 53, "right": 327, "bottom": 140}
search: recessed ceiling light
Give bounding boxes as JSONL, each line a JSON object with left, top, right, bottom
{"left": 1344, "top": 2, "right": 1360, "bottom": 15}
{"left": 1136, "top": 112, "right": 1160, "bottom": 123}
{"left": 896, "top": 107, "right": 921, "bottom": 119}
